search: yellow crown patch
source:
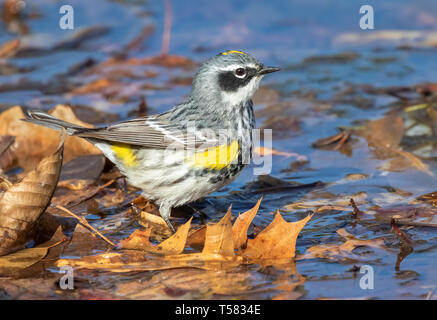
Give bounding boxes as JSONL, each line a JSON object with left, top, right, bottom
{"left": 221, "top": 50, "right": 246, "bottom": 56}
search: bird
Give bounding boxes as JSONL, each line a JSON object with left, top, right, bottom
{"left": 24, "top": 50, "right": 280, "bottom": 232}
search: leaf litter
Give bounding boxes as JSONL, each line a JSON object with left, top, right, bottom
{"left": 0, "top": 1, "right": 437, "bottom": 299}
{"left": 56, "top": 199, "right": 313, "bottom": 272}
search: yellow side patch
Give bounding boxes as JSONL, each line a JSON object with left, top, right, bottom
{"left": 187, "top": 140, "right": 239, "bottom": 170}
{"left": 111, "top": 143, "right": 137, "bottom": 167}
{"left": 221, "top": 50, "right": 246, "bottom": 56}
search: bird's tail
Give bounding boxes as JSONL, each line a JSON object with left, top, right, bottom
{"left": 23, "top": 110, "right": 86, "bottom": 136}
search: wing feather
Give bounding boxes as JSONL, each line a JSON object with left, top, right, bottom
{"left": 75, "top": 117, "right": 219, "bottom": 150}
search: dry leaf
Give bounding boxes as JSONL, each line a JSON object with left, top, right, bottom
{"left": 0, "top": 135, "right": 16, "bottom": 170}
{"left": 187, "top": 226, "right": 206, "bottom": 247}
{"left": 120, "top": 217, "right": 192, "bottom": 255}
{"left": 232, "top": 197, "right": 262, "bottom": 249}
{"left": 202, "top": 207, "right": 234, "bottom": 257}
{"left": 0, "top": 105, "right": 100, "bottom": 170}
{"left": 56, "top": 199, "right": 312, "bottom": 273}
{"left": 242, "top": 212, "right": 312, "bottom": 260}
{"left": 0, "top": 132, "right": 65, "bottom": 256}
{"left": 139, "top": 210, "right": 168, "bottom": 228}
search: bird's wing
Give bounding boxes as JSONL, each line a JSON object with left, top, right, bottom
{"left": 75, "top": 116, "right": 220, "bottom": 150}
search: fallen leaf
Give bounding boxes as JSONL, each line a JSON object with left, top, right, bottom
{"left": 55, "top": 199, "right": 312, "bottom": 273}
{"left": 52, "top": 178, "right": 117, "bottom": 208}
{"left": 242, "top": 212, "right": 312, "bottom": 260}
{"left": 71, "top": 78, "right": 121, "bottom": 95}
{"left": 0, "top": 132, "right": 64, "bottom": 256}
{"left": 232, "top": 197, "right": 262, "bottom": 249}
{"left": 360, "top": 114, "right": 404, "bottom": 151}
{"left": 283, "top": 192, "right": 368, "bottom": 212}
{"left": 299, "top": 228, "right": 385, "bottom": 261}
{"left": 104, "top": 54, "right": 194, "bottom": 68}
{"left": 187, "top": 226, "right": 206, "bottom": 247}
{"left": 0, "top": 39, "right": 20, "bottom": 58}
{"left": 0, "top": 105, "right": 100, "bottom": 170}
{"left": 59, "top": 154, "right": 106, "bottom": 181}
{"left": 62, "top": 223, "right": 110, "bottom": 257}
{"left": 202, "top": 207, "right": 234, "bottom": 257}
{"left": 253, "top": 147, "right": 295, "bottom": 157}
{"left": 115, "top": 268, "right": 253, "bottom": 299}
{"left": 120, "top": 217, "right": 192, "bottom": 255}
{"left": 0, "top": 226, "right": 65, "bottom": 275}
{"left": 139, "top": 210, "right": 168, "bottom": 228}
{"left": 0, "top": 135, "right": 16, "bottom": 170}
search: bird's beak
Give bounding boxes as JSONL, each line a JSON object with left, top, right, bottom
{"left": 258, "top": 66, "right": 280, "bottom": 75}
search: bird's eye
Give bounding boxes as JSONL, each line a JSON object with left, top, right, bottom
{"left": 235, "top": 68, "right": 246, "bottom": 78}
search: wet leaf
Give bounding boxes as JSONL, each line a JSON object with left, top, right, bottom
{"left": 0, "top": 132, "right": 64, "bottom": 256}
{"left": 284, "top": 192, "right": 368, "bottom": 212}
{"left": 106, "top": 54, "right": 194, "bottom": 68}
{"left": 56, "top": 199, "right": 312, "bottom": 273}
{"left": 300, "top": 228, "right": 385, "bottom": 261}
{"left": 115, "top": 268, "right": 253, "bottom": 299}
{"left": 360, "top": 114, "right": 404, "bottom": 151}
{"left": 253, "top": 147, "right": 295, "bottom": 157}
{"left": 52, "top": 178, "right": 117, "bottom": 208}
{"left": 71, "top": 78, "right": 121, "bottom": 95}
{"left": 242, "top": 212, "right": 312, "bottom": 260}
{"left": 0, "top": 39, "right": 20, "bottom": 58}
{"left": 62, "top": 223, "right": 110, "bottom": 257}
{"left": 60, "top": 154, "right": 106, "bottom": 181}
{"left": 0, "top": 226, "right": 65, "bottom": 275}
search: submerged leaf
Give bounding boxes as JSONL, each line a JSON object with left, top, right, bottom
{"left": 300, "top": 228, "right": 385, "bottom": 261}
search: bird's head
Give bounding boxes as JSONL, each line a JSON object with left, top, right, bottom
{"left": 190, "top": 50, "right": 280, "bottom": 108}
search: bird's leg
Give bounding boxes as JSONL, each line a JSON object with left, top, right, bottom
{"left": 159, "top": 204, "right": 176, "bottom": 233}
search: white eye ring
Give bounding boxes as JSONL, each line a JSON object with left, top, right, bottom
{"left": 234, "top": 68, "right": 247, "bottom": 78}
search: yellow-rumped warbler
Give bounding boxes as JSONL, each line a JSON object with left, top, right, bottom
{"left": 25, "top": 50, "right": 280, "bottom": 232}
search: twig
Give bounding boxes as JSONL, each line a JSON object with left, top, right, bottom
{"left": 54, "top": 204, "right": 116, "bottom": 247}
{"left": 334, "top": 131, "right": 350, "bottom": 150}
{"left": 390, "top": 218, "right": 414, "bottom": 246}
{"left": 350, "top": 198, "right": 362, "bottom": 216}
{"left": 161, "top": 0, "right": 172, "bottom": 56}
